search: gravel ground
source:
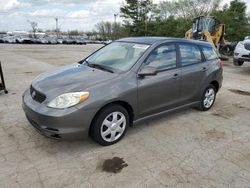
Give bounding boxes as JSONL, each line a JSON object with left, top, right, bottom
{"left": 0, "top": 44, "right": 249, "bottom": 188}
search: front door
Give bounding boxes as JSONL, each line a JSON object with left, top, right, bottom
{"left": 137, "top": 43, "right": 181, "bottom": 117}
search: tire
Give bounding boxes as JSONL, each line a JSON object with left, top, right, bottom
{"left": 233, "top": 59, "right": 244, "bottom": 66}
{"left": 197, "top": 84, "right": 217, "bottom": 111}
{"left": 90, "top": 104, "right": 129, "bottom": 146}
{"left": 220, "top": 45, "right": 233, "bottom": 56}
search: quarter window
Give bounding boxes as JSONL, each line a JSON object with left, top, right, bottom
{"left": 179, "top": 44, "right": 202, "bottom": 66}
{"left": 202, "top": 46, "right": 218, "bottom": 60}
{"left": 145, "top": 44, "right": 177, "bottom": 70}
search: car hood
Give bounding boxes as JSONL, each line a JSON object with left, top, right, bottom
{"left": 32, "top": 63, "right": 117, "bottom": 97}
{"left": 243, "top": 39, "right": 250, "bottom": 44}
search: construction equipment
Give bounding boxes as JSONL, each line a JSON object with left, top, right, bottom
{"left": 185, "top": 16, "right": 233, "bottom": 56}
{"left": 0, "top": 61, "right": 8, "bottom": 94}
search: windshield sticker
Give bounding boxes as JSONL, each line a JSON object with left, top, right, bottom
{"left": 133, "top": 44, "right": 150, "bottom": 50}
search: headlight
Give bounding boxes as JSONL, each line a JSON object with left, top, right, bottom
{"left": 47, "top": 92, "right": 89, "bottom": 109}
{"left": 236, "top": 41, "right": 244, "bottom": 49}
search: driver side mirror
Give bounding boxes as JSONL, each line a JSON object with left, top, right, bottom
{"left": 138, "top": 66, "right": 157, "bottom": 77}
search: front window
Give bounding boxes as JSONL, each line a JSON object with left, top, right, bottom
{"left": 85, "top": 42, "right": 150, "bottom": 72}
{"left": 145, "top": 44, "right": 177, "bottom": 70}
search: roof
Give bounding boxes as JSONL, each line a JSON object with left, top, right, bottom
{"left": 117, "top": 37, "right": 211, "bottom": 47}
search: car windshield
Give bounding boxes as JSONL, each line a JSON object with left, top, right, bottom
{"left": 85, "top": 42, "right": 150, "bottom": 72}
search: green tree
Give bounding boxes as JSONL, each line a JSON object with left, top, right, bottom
{"left": 120, "top": 0, "right": 153, "bottom": 36}
{"left": 212, "top": 0, "right": 250, "bottom": 41}
{"left": 147, "top": 16, "right": 192, "bottom": 37}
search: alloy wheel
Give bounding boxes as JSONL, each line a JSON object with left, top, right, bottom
{"left": 101, "top": 112, "right": 126, "bottom": 142}
{"left": 203, "top": 88, "right": 215, "bottom": 108}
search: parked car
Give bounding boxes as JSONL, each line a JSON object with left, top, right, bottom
{"left": 40, "top": 38, "right": 49, "bottom": 44}
{"left": 234, "top": 38, "right": 250, "bottom": 66}
{"left": 2, "top": 36, "right": 16, "bottom": 43}
{"left": 62, "top": 38, "right": 76, "bottom": 44}
{"left": 45, "top": 36, "right": 57, "bottom": 44}
{"left": 22, "top": 37, "right": 223, "bottom": 146}
{"left": 57, "top": 38, "right": 63, "bottom": 44}
{"left": 76, "top": 38, "right": 87, "bottom": 45}
{"left": 22, "top": 38, "right": 33, "bottom": 44}
{"left": 103, "top": 40, "right": 112, "bottom": 45}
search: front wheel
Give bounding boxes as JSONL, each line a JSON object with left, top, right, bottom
{"left": 90, "top": 104, "right": 129, "bottom": 146}
{"left": 197, "top": 85, "right": 216, "bottom": 111}
{"left": 233, "top": 59, "right": 244, "bottom": 66}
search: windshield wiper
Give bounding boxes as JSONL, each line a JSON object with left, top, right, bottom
{"left": 84, "top": 60, "right": 90, "bottom": 66}
{"left": 88, "top": 63, "right": 114, "bottom": 73}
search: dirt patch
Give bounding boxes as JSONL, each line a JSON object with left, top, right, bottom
{"left": 102, "top": 157, "right": 128, "bottom": 173}
{"left": 234, "top": 103, "right": 250, "bottom": 111}
{"left": 8, "top": 133, "right": 14, "bottom": 138}
{"left": 212, "top": 112, "right": 229, "bottom": 119}
{"left": 211, "top": 109, "right": 233, "bottom": 119}
{"left": 222, "top": 62, "right": 232, "bottom": 67}
{"left": 205, "top": 128, "right": 227, "bottom": 139}
{"left": 228, "top": 89, "right": 250, "bottom": 96}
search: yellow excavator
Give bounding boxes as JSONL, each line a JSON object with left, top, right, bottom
{"left": 185, "top": 16, "right": 233, "bottom": 56}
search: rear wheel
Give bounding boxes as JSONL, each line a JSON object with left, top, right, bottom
{"left": 233, "top": 59, "right": 244, "bottom": 66}
{"left": 90, "top": 104, "right": 129, "bottom": 146}
{"left": 197, "top": 85, "right": 216, "bottom": 111}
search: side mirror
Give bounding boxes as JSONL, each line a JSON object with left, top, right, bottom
{"left": 138, "top": 66, "right": 157, "bottom": 77}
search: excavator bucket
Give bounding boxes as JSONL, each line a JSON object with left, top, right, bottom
{"left": 0, "top": 61, "right": 8, "bottom": 94}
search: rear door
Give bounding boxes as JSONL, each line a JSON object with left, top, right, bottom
{"left": 179, "top": 43, "right": 208, "bottom": 103}
{"left": 137, "top": 43, "right": 181, "bottom": 117}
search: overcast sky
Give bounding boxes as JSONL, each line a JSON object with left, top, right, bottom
{"left": 0, "top": 0, "right": 249, "bottom": 32}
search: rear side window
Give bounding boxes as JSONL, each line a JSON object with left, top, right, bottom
{"left": 179, "top": 44, "right": 202, "bottom": 66}
{"left": 202, "top": 46, "right": 218, "bottom": 60}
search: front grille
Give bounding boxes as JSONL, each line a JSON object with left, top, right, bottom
{"left": 242, "top": 55, "right": 250, "bottom": 58}
{"left": 244, "top": 43, "right": 250, "bottom": 51}
{"left": 30, "top": 85, "right": 46, "bottom": 103}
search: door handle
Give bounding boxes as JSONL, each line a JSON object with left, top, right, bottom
{"left": 202, "top": 67, "right": 208, "bottom": 72}
{"left": 172, "top": 73, "right": 179, "bottom": 79}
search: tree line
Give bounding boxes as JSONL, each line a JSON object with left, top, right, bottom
{"left": 94, "top": 0, "right": 250, "bottom": 42}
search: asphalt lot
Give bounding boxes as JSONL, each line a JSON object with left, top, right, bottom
{"left": 0, "top": 44, "right": 250, "bottom": 188}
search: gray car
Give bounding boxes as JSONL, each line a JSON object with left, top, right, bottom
{"left": 22, "top": 37, "right": 223, "bottom": 146}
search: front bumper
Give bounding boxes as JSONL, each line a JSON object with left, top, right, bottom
{"left": 22, "top": 89, "right": 97, "bottom": 140}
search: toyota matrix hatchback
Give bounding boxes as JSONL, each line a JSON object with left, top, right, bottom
{"left": 22, "top": 37, "right": 223, "bottom": 146}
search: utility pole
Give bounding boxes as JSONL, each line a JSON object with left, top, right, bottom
{"left": 114, "top": 14, "right": 118, "bottom": 40}
{"left": 55, "top": 17, "right": 58, "bottom": 41}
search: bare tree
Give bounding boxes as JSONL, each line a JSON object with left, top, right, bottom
{"left": 95, "top": 21, "right": 127, "bottom": 40}
{"left": 27, "top": 20, "right": 38, "bottom": 38}
{"left": 155, "top": 0, "right": 223, "bottom": 19}
{"left": 95, "top": 21, "right": 113, "bottom": 40}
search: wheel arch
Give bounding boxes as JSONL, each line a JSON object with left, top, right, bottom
{"left": 88, "top": 100, "right": 134, "bottom": 135}
{"left": 210, "top": 80, "right": 219, "bottom": 92}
